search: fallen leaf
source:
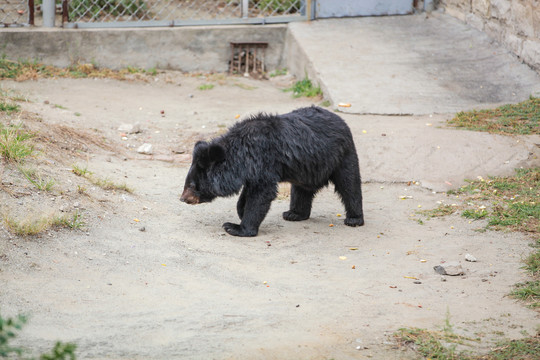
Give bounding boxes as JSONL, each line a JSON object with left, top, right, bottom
{"left": 404, "top": 276, "right": 418, "bottom": 280}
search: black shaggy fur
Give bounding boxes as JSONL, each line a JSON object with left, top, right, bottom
{"left": 180, "top": 106, "right": 364, "bottom": 237}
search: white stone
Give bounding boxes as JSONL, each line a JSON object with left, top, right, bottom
{"left": 137, "top": 143, "right": 153, "bottom": 155}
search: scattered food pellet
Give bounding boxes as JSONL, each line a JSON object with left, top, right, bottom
{"left": 362, "top": 130, "right": 367, "bottom": 134}
{"left": 338, "top": 103, "right": 351, "bottom": 107}
{"left": 339, "top": 256, "right": 347, "bottom": 260}
{"left": 351, "top": 265, "right": 356, "bottom": 269}
{"left": 336, "top": 213, "right": 342, "bottom": 217}
{"left": 329, "top": 224, "right": 334, "bottom": 227}
{"left": 133, "top": 218, "right": 140, "bottom": 222}
{"left": 235, "top": 114, "right": 240, "bottom": 119}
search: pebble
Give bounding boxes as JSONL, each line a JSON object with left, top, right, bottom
{"left": 465, "top": 253, "right": 477, "bottom": 262}
{"left": 433, "top": 262, "right": 464, "bottom": 276}
{"left": 137, "top": 143, "right": 153, "bottom": 155}
{"left": 139, "top": 226, "right": 146, "bottom": 232}
{"left": 118, "top": 122, "right": 142, "bottom": 134}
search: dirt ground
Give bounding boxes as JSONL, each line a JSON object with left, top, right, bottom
{"left": 0, "top": 73, "right": 539, "bottom": 359}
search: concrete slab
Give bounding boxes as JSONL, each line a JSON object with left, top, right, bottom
{"left": 288, "top": 12, "right": 540, "bottom": 115}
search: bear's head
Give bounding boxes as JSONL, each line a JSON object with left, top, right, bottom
{"left": 180, "top": 141, "right": 226, "bottom": 205}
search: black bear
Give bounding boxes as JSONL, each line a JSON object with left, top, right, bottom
{"left": 180, "top": 106, "right": 364, "bottom": 237}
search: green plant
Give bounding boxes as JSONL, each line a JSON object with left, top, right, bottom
{"left": 198, "top": 84, "right": 214, "bottom": 91}
{"left": 0, "top": 311, "right": 76, "bottom": 359}
{"left": 284, "top": 77, "right": 322, "bottom": 98}
{"left": 18, "top": 166, "right": 55, "bottom": 191}
{"left": 447, "top": 96, "right": 540, "bottom": 135}
{"left": 269, "top": 68, "right": 287, "bottom": 77}
{"left": 0, "top": 124, "right": 35, "bottom": 162}
{"left": 0, "top": 102, "right": 20, "bottom": 114}
{"left": 0, "top": 313, "right": 26, "bottom": 357}
{"left": 72, "top": 164, "right": 132, "bottom": 193}
{"left": 418, "top": 204, "right": 458, "bottom": 219}
{"left": 511, "top": 281, "right": 540, "bottom": 308}
{"left": 52, "top": 211, "right": 85, "bottom": 230}
{"left": 462, "top": 208, "right": 488, "bottom": 220}
{"left": 71, "top": 164, "right": 93, "bottom": 177}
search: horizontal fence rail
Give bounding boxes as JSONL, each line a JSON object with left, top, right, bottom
{"left": 1, "top": 0, "right": 311, "bottom": 28}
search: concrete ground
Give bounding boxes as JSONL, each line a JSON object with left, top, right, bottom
{"left": 1, "top": 11, "right": 540, "bottom": 360}
{"left": 288, "top": 12, "right": 540, "bottom": 115}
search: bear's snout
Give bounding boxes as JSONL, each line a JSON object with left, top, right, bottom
{"left": 180, "top": 188, "right": 200, "bottom": 205}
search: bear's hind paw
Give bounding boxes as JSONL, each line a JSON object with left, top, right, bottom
{"left": 223, "top": 222, "right": 258, "bottom": 237}
{"left": 344, "top": 217, "right": 364, "bottom": 227}
{"left": 283, "top": 210, "right": 310, "bottom": 222}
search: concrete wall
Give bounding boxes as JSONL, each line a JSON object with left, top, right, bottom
{"left": 441, "top": 0, "right": 540, "bottom": 72}
{"left": 0, "top": 25, "right": 288, "bottom": 72}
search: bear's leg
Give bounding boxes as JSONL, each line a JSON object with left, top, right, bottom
{"left": 283, "top": 185, "right": 315, "bottom": 221}
{"left": 236, "top": 187, "right": 247, "bottom": 220}
{"left": 224, "top": 183, "right": 277, "bottom": 237}
{"left": 331, "top": 153, "right": 365, "bottom": 227}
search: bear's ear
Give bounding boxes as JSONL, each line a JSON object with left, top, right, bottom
{"left": 194, "top": 142, "right": 225, "bottom": 168}
{"left": 208, "top": 144, "right": 226, "bottom": 163}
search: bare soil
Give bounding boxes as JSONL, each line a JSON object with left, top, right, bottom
{"left": 0, "top": 73, "right": 539, "bottom": 359}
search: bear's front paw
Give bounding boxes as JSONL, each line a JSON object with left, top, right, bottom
{"left": 283, "top": 210, "right": 310, "bottom": 222}
{"left": 344, "top": 217, "right": 364, "bottom": 227}
{"left": 223, "top": 222, "right": 258, "bottom": 237}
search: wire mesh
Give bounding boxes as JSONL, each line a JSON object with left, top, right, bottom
{"left": 0, "top": 0, "right": 31, "bottom": 26}
{"left": 66, "top": 0, "right": 304, "bottom": 25}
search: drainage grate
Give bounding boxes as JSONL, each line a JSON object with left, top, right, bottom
{"left": 229, "top": 42, "right": 268, "bottom": 78}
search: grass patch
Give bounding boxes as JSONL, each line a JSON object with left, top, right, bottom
{"left": 447, "top": 96, "right": 540, "bottom": 135}
{"left": 18, "top": 166, "right": 55, "bottom": 192}
{"left": 72, "top": 164, "right": 133, "bottom": 193}
{"left": 0, "top": 57, "right": 152, "bottom": 81}
{"left": 198, "top": 84, "right": 215, "bottom": 91}
{"left": 510, "top": 281, "right": 540, "bottom": 308}
{"left": 0, "top": 102, "right": 20, "bottom": 114}
{"left": 269, "top": 68, "right": 288, "bottom": 77}
{"left": 456, "top": 168, "right": 539, "bottom": 233}
{"left": 3, "top": 211, "right": 85, "bottom": 236}
{"left": 284, "top": 77, "right": 322, "bottom": 98}
{"left": 395, "top": 311, "right": 480, "bottom": 359}
{"left": 0, "top": 123, "right": 35, "bottom": 162}
{"left": 418, "top": 204, "right": 459, "bottom": 219}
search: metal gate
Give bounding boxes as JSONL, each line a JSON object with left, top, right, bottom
{"left": 1, "top": 0, "right": 311, "bottom": 28}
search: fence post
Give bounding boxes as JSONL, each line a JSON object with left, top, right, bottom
{"left": 242, "top": 0, "right": 248, "bottom": 19}
{"left": 28, "top": 0, "right": 35, "bottom": 25}
{"left": 42, "top": 0, "right": 55, "bottom": 27}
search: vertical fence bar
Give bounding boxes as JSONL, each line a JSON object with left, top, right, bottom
{"left": 42, "top": 0, "right": 55, "bottom": 27}
{"left": 28, "top": 0, "right": 35, "bottom": 25}
{"left": 62, "top": 0, "right": 69, "bottom": 24}
{"left": 242, "top": 0, "right": 248, "bottom": 19}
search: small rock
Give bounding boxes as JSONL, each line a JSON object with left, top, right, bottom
{"left": 434, "top": 261, "right": 464, "bottom": 276}
{"left": 118, "top": 122, "right": 142, "bottom": 134}
{"left": 139, "top": 226, "right": 146, "bottom": 232}
{"left": 137, "top": 143, "right": 153, "bottom": 155}
{"left": 465, "top": 253, "right": 477, "bottom": 262}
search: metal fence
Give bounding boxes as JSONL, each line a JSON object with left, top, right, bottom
{"left": 0, "top": 0, "right": 33, "bottom": 26}
{"left": 1, "top": 0, "right": 310, "bottom": 28}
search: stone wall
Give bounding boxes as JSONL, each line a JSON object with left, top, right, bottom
{"left": 440, "top": 0, "right": 540, "bottom": 72}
